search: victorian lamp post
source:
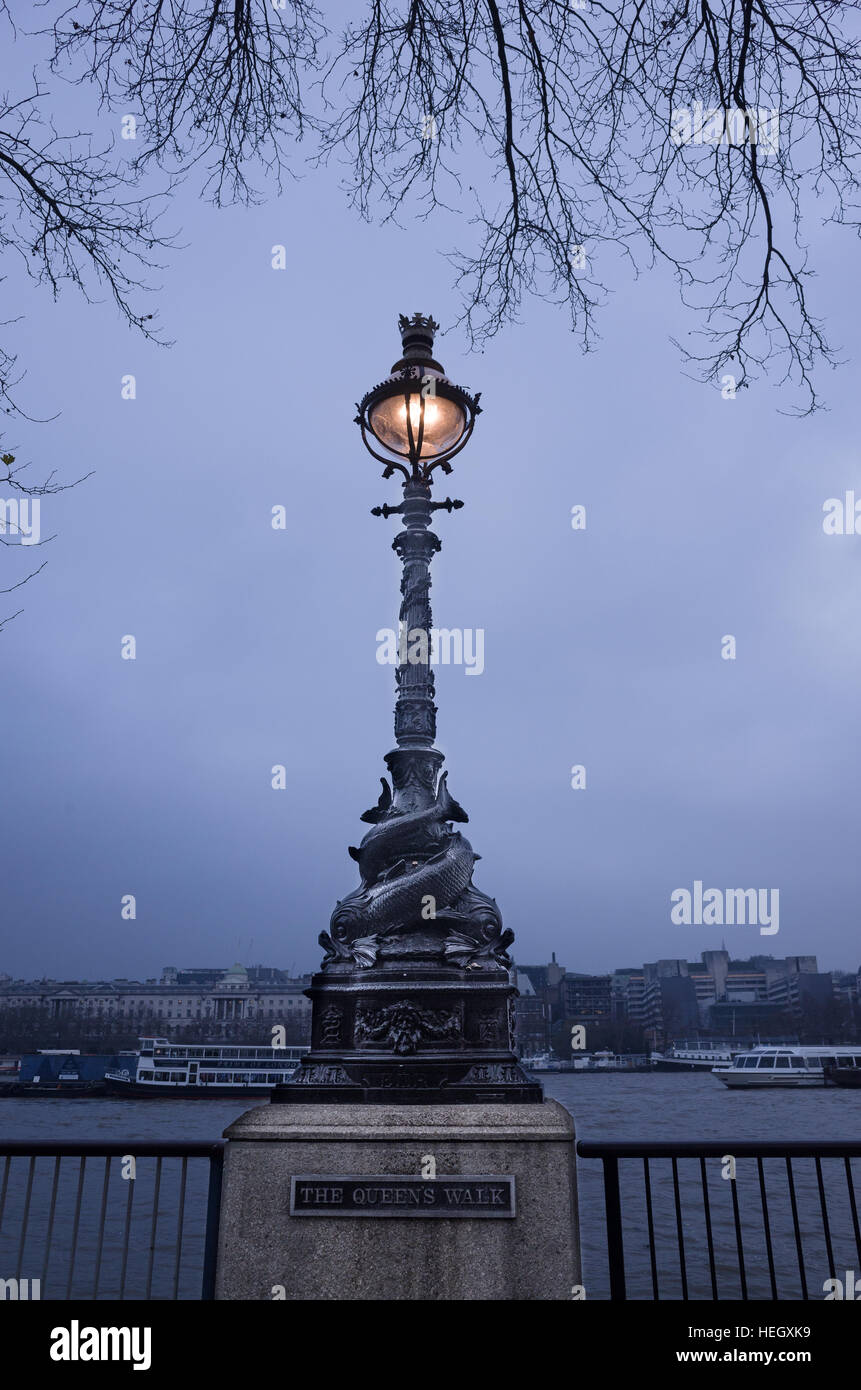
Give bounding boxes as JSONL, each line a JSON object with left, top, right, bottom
{"left": 277, "top": 314, "right": 541, "bottom": 1103}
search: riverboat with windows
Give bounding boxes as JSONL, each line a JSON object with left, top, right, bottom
{"left": 653, "top": 1043, "right": 738, "bottom": 1072}
{"left": 713, "top": 1045, "right": 861, "bottom": 1088}
{"left": 104, "top": 1038, "right": 308, "bottom": 1097}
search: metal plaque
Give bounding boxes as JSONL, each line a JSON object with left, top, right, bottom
{"left": 290, "top": 1174, "right": 515, "bottom": 1219}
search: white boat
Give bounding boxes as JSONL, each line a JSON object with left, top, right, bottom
{"left": 524, "top": 1053, "right": 566, "bottom": 1072}
{"left": 105, "top": 1037, "right": 308, "bottom": 1097}
{"left": 527, "top": 1051, "right": 653, "bottom": 1073}
{"left": 713, "top": 1044, "right": 861, "bottom": 1088}
{"left": 653, "top": 1044, "right": 738, "bottom": 1072}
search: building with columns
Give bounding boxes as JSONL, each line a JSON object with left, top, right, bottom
{"left": 0, "top": 963, "right": 312, "bottom": 1036}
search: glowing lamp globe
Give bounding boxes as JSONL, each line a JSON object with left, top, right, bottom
{"left": 355, "top": 314, "right": 481, "bottom": 477}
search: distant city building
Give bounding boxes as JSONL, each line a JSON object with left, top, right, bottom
{"left": 517, "top": 955, "right": 566, "bottom": 1013}
{"left": 765, "top": 958, "right": 832, "bottom": 1013}
{"left": 708, "top": 1001, "right": 785, "bottom": 1033}
{"left": 833, "top": 971, "right": 859, "bottom": 1010}
{"left": 515, "top": 956, "right": 612, "bottom": 1050}
{"left": 613, "top": 950, "right": 841, "bottom": 1045}
{"left": 560, "top": 973, "right": 613, "bottom": 1026}
{"left": 512, "top": 972, "right": 548, "bottom": 1057}
{"left": 2, "top": 949, "right": 853, "bottom": 1049}
{"left": 0, "top": 963, "right": 312, "bottom": 1034}
{"left": 642, "top": 964, "right": 701, "bottom": 1039}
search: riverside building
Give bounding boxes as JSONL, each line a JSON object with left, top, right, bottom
{"left": 0, "top": 962, "right": 312, "bottom": 1037}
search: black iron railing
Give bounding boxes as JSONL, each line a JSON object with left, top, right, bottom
{"left": 576, "top": 1139, "right": 861, "bottom": 1301}
{"left": 0, "top": 1142, "right": 224, "bottom": 1300}
{"left": 4, "top": 1135, "right": 860, "bottom": 1301}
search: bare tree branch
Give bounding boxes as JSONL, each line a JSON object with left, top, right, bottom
{"left": 13, "top": 0, "right": 861, "bottom": 414}
{"left": 0, "top": 84, "right": 173, "bottom": 342}
{"left": 319, "top": 0, "right": 861, "bottom": 411}
{"left": 49, "top": 0, "right": 325, "bottom": 203}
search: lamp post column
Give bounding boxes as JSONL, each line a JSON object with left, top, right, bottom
{"left": 386, "top": 479, "right": 443, "bottom": 812}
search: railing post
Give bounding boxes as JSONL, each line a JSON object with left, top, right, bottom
{"left": 603, "top": 1155, "right": 626, "bottom": 1301}
{"left": 202, "top": 1146, "right": 224, "bottom": 1301}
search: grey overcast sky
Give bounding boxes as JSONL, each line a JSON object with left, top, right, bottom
{"left": 1, "top": 6, "right": 859, "bottom": 982}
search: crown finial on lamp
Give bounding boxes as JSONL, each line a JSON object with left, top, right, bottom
{"left": 397, "top": 312, "right": 441, "bottom": 363}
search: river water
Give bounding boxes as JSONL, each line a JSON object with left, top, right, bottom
{"left": 2, "top": 1073, "right": 859, "bottom": 1300}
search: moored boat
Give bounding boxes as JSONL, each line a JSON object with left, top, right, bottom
{"left": 526, "top": 1051, "right": 653, "bottom": 1073}
{"left": 4, "top": 1079, "right": 107, "bottom": 1098}
{"left": 104, "top": 1037, "right": 308, "bottom": 1097}
{"left": 653, "top": 1044, "right": 737, "bottom": 1072}
{"left": 713, "top": 1045, "right": 861, "bottom": 1088}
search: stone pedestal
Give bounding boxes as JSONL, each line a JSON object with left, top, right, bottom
{"left": 215, "top": 1099, "right": 580, "bottom": 1301}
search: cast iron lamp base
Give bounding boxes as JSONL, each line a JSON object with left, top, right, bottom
{"left": 273, "top": 962, "right": 543, "bottom": 1105}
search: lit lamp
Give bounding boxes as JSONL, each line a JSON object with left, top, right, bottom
{"left": 277, "top": 313, "right": 540, "bottom": 1104}
{"left": 356, "top": 313, "right": 480, "bottom": 477}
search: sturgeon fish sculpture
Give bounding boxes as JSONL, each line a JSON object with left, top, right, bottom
{"left": 318, "top": 771, "right": 512, "bottom": 969}
{"left": 349, "top": 771, "right": 467, "bottom": 885}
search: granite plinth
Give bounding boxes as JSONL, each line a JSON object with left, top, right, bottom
{"left": 214, "top": 1099, "right": 580, "bottom": 1301}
